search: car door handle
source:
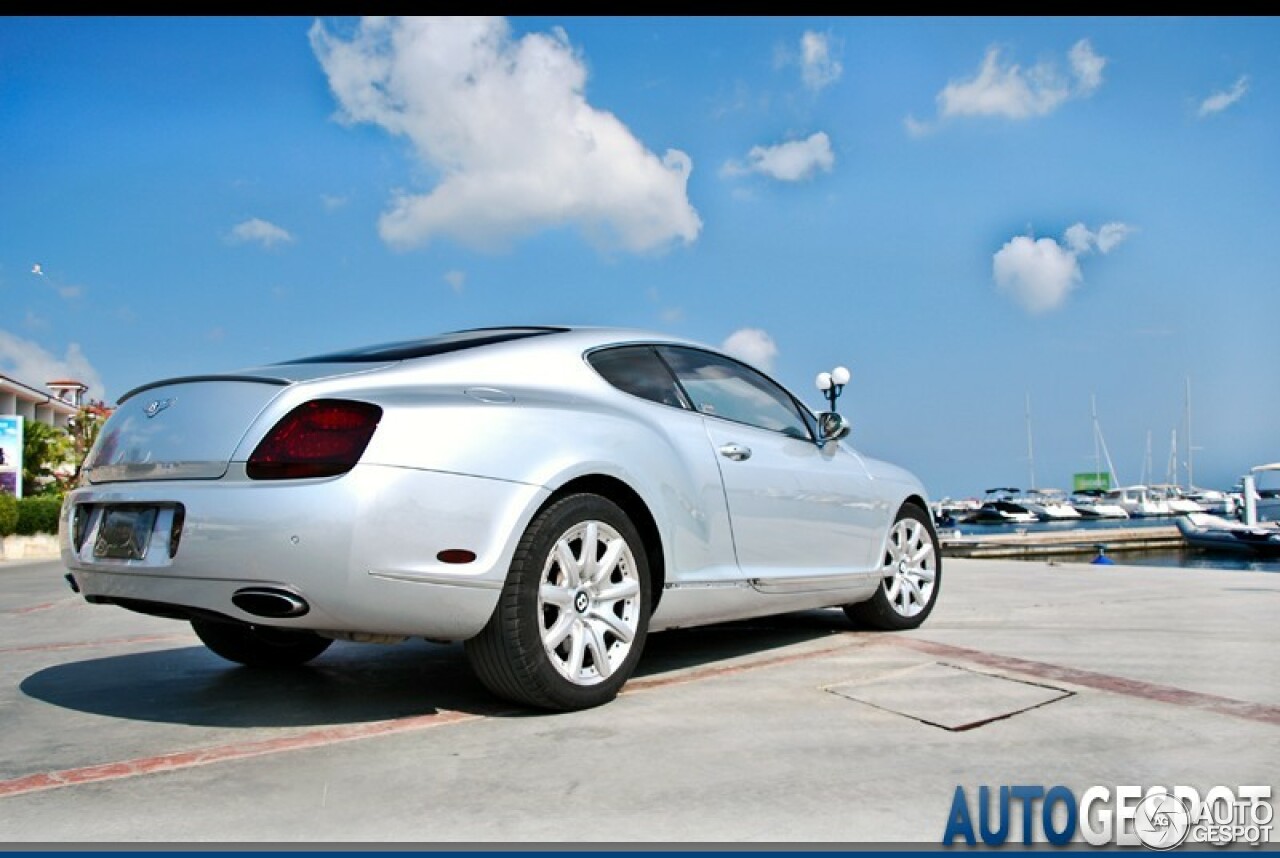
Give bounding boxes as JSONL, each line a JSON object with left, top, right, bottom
{"left": 718, "top": 443, "right": 752, "bottom": 461}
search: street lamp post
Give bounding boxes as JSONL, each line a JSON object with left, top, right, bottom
{"left": 815, "top": 366, "right": 850, "bottom": 412}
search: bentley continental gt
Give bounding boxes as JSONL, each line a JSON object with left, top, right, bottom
{"left": 60, "top": 326, "right": 940, "bottom": 710}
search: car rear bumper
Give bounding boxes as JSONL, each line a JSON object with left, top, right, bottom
{"left": 60, "top": 464, "right": 548, "bottom": 640}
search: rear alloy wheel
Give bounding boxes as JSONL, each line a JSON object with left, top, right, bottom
{"left": 465, "top": 493, "right": 650, "bottom": 711}
{"left": 191, "top": 618, "right": 333, "bottom": 668}
{"left": 844, "top": 503, "right": 941, "bottom": 630}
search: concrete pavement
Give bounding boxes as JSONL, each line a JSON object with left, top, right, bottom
{"left": 0, "top": 555, "right": 1275, "bottom": 844}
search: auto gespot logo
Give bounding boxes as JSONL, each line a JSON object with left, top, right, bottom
{"left": 942, "top": 784, "right": 1273, "bottom": 848}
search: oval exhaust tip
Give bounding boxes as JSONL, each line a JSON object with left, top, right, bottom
{"left": 232, "top": 587, "right": 310, "bottom": 619}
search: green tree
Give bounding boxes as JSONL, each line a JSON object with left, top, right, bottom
{"left": 68, "top": 401, "right": 109, "bottom": 482}
{"left": 22, "top": 421, "right": 74, "bottom": 497}
{"left": 0, "top": 493, "right": 16, "bottom": 536}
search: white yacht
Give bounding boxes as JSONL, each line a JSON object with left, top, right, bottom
{"left": 965, "top": 488, "right": 1039, "bottom": 524}
{"left": 1102, "top": 485, "right": 1173, "bottom": 517}
{"left": 1248, "top": 463, "right": 1280, "bottom": 522}
{"left": 1070, "top": 490, "right": 1130, "bottom": 519}
{"left": 1184, "top": 488, "right": 1236, "bottom": 518}
{"left": 1148, "top": 484, "right": 1205, "bottom": 515}
{"left": 1021, "top": 489, "right": 1082, "bottom": 521}
{"left": 932, "top": 497, "right": 981, "bottom": 527}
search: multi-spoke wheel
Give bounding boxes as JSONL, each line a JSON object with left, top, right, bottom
{"left": 844, "top": 502, "right": 941, "bottom": 630}
{"left": 465, "top": 493, "right": 651, "bottom": 710}
{"left": 537, "top": 519, "right": 643, "bottom": 685}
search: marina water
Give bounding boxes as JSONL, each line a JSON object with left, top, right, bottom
{"left": 946, "top": 516, "right": 1280, "bottom": 573}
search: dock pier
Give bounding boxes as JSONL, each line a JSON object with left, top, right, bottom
{"left": 940, "top": 524, "right": 1183, "bottom": 559}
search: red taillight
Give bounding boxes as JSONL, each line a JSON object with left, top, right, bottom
{"left": 247, "top": 399, "right": 382, "bottom": 480}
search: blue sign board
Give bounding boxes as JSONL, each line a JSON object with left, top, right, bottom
{"left": 0, "top": 415, "right": 24, "bottom": 498}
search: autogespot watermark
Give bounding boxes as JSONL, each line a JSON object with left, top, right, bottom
{"left": 942, "top": 784, "right": 1273, "bottom": 848}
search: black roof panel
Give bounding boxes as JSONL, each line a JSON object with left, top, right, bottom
{"left": 278, "top": 327, "right": 569, "bottom": 365}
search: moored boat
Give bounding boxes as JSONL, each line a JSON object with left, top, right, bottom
{"left": 1103, "top": 485, "right": 1172, "bottom": 518}
{"left": 1176, "top": 512, "right": 1280, "bottom": 556}
{"left": 963, "top": 488, "right": 1039, "bottom": 524}
{"left": 1070, "top": 489, "right": 1130, "bottom": 519}
{"left": 1250, "top": 463, "right": 1280, "bottom": 522}
{"left": 1021, "top": 489, "right": 1083, "bottom": 521}
{"left": 1185, "top": 488, "right": 1237, "bottom": 518}
{"left": 1148, "top": 484, "right": 1205, "bottom": 515}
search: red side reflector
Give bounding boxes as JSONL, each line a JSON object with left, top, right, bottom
{"left": 247, "top": 399, "right": 382, "bottom": 480}
{"left": 437, "top": 549, "right": 477, "bottom": 565}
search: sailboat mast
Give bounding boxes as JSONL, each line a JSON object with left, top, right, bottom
{"left": 1025, "top": 393, "right": 1036, "bottom": 491}
{"left": 1092, "top": 397, "right": 1102, "bottom": 480}
{"left": 1143, "top": 430, "right": 1153, "bottom": 486}
{"left": 1092, "top": 394, "right": 1121, "bottom": 488}
{"left": 1185, "top": 377, "right": 1194, "bottom": 490}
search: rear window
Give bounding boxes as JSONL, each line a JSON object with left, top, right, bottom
{"left": 278, "top": 327, "right": 568, "bottom": 364}
{"left": 588, "top": 346, "right": 689, "bottom": 409}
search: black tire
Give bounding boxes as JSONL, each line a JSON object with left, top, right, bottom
{"left": 465, "top": 493, "right": 651, "bottom": 711}
{"left": 191, "top": 618, "right": 333, "bottom": 668}
{"left": 844, "top": 502, "right": 941, "bottom": 631}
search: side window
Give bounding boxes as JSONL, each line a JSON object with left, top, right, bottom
{"left": 658, "top": 347, "right": 811, "bottom": 439}
{"left": 588, "top": 346, "right": 689, "bottom": 410}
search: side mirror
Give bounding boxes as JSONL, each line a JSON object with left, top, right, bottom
{"left": 817, "top": 411, "right": 851, "bottom": 446}
{"left": 814, "top": 366, "right": 851, "bottom": 447}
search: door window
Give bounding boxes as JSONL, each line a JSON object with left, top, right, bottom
{"left": 658, "top": 347, "right": 811, "bottom": 439}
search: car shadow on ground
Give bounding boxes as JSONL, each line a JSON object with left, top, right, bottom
{"left": 18, "top": 608, "right": 853, "bottom": 728}
{"left": 638, "top": 607, "right": 853, "bottom": 677}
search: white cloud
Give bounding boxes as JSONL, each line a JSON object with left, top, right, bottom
{"left": 940, "top": 48, "right": 1068, "bottom": 119}
{"left": 1068, "top": 39, "right": 1105, "bottom": 95}
{"left": 923, "top": 39, "right": 1105, "bottom": 128}
{"left": 903, "top": 114, "right": 933, "bottom": 138}
{"left": 310, "top": 16, "right": 701, "bottom": 254}
{"left": 993, "top": 220, "right": 1132, "bottom": 315}
{"left": 443, "top": 269, "right": 466, "bottom": 294}
{"left": 646, "top": 287, "right": 683, "bottom": 324}
{"left": 1064, "top": 221, "right": 1133, "bottom": 255}
{"left": 0, "top": 331, "right": 105, "bottom": 399}
{"left": 321, "top": 193, "right": 349, "bottom": 211}
{"left": 1063, "top": 223, "right": 1092, "bottom": 255}
{"left": 1093, "top": 222, "right": 1133, "bottom": 253}
{"left": 710, "top": 81, "right": 755, "bottom": 121}
{"left": 1198, "top": 75, "right": 1249, "bottom": 118}
{"left": 721, "top": 328, "right": 778, "bottom": 371}
{"left": 800, "top": 31, "right": 842, "bottom": 92}
{"left": 993, "top": 235, "right": 1082, "bottom": 315}
{"left": 28, "top": 263, "right": 83, "bottom": 300}
{"left": 722, "top": 132, "right": 835, "bottom": 182}
{"left": 228, "top": 217, "right": 294, "bottom": 248}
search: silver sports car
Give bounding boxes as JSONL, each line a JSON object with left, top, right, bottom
{"left": 60, "top": 326, "right": 940, "bottom": 710}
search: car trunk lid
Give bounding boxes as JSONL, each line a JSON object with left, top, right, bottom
{"left": 84, "top": 362, "right": 394, "bottom": 484}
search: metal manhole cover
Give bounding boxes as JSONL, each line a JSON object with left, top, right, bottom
{"left": 827, "top": 661, "right": 1072, "bottom": 731}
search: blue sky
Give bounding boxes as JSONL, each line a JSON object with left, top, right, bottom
{"left": 1, "top": 16, "right": 1276, "bottom": 499}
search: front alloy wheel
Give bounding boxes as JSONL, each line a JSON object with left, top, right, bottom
{"left": 845, "top": 503, "right": 941, "bottom": 630}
